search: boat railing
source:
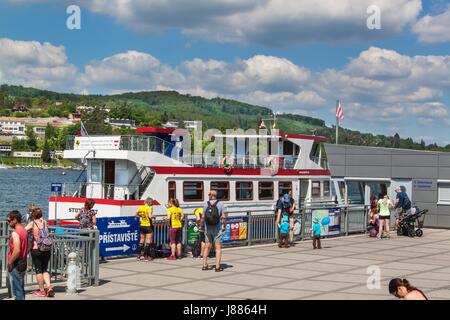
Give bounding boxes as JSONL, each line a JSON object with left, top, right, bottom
{"left": 183, "top": 154, "right": 296, "bottom": 169}
{"left": 62, "top": 182, "right": 143, "bottom": 200}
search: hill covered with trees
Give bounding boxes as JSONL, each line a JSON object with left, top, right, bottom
{"left": 1, "top": 84, "right": 449, "bottom": 152}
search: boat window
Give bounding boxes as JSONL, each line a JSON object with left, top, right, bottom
{"left": 236, "top": 182, "right": 253, "bottom": 201}
{"left": 338, "top": 181, "right": 346, "bottom": 199}
{"left": 347, "top": 181, "right": 364, "bottom": 204}
{"left": 90, "top": 161, "right": 101, "bottom": 183}
{"left": 259, "top": 182, "right": 274, "bottom": 200}
{"left": 168, "top": 181, "right": 176, "bottom": 201}
{"left": 283, "top": 141, "right": 294, "bottom": 155}
{"left": 367, "top": 182, "right": 389, "bottom": 199}
{"left": 183, "top": 181, "right": 204, "bottom": 202}
{"left": 312, "top": 181, "right": 321, "bottom": 197}
{"left": 211, "top": 181, "right": 229, "bottom": 201}
{"left": 323, "top": 180, "right": 330, "bottom": 197}
{"left": 279, "top": 181, "right": 292, "bottom": 197}
{"left": 299, "top": 179, "right": 309, "bottom": 203}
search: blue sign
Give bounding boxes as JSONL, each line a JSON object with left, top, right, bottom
{"left": 97, "top": 217, "right": 140, "bottom": 257}
{"left": 51, "top": 183, "right": 63, "bottom": 193}
{"left": 221, "top": 217, "right": 248, "bottom": 243}
{"left": 413, "top": 180, "right": 433, "bottom": 189}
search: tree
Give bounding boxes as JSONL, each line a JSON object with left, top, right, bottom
{"left": 81, "top": 106, "right": 112, "bottom": 135}
{"left": 393, "top": 133, "right": 400, "bottom": 148}
{"left": 12, "top": 137, "right": 31, "bottom": 151}
{"left": 25, "top": 126, "right": 38, "bottom": 151}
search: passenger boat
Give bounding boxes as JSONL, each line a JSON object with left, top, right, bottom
{"left": 47, "top": 127, "right": 332, "bottom": 222}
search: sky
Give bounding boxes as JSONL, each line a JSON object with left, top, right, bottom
{"left": 0, "top": 0, "right": 449, "bottom": 145}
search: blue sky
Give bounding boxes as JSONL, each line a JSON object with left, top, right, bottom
{"left": 0, "top": 0, "right": 449, "bottom": 145}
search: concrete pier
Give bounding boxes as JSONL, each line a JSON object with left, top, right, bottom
{"left": 2, "top": 228, "right": 450, "bottom": 300}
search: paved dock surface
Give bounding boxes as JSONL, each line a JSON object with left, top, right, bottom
{"left": 2, "top": 228, "right": 450, "bottom": 300}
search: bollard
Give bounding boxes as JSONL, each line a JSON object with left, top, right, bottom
{"left": 66, "top": 252, "right": 80, "bottom": 294}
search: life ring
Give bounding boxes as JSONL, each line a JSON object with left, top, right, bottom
{"left": 220, "top": 156, "right": 232, "bottom": 173}
{"left": 266, "top": 156, "right": 279, "bottom": 175}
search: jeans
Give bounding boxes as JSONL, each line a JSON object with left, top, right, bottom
{"left": 9, "top": 268, "right": 26, "bottom": 300}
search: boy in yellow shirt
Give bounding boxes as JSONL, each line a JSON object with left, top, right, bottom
{"left": 135, "top": 197, "right": 154, "bottom": 261}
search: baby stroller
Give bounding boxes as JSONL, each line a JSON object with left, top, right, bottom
{"left": 397, "top": 206, "right": 428, "bottom": 237}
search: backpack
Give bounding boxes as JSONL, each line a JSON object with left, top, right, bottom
{"left": 191, "top": 241, "right": 201, "bottom": 258}
{"left": 204, "top": 201, "right": 221, "bottom": 226}
{"left": 34, "top": 220, "right": 53, "bottom": 252}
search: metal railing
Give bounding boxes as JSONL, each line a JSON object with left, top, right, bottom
{"left": 62, "top": 182, "right": 143, "bottom": 200}
{"left": 184, "top": 155, "right": 296, "bottom": 170}
{"left": 1, "top": 222, "right": 99, "bottom": 291}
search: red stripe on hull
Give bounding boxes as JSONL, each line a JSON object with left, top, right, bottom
{"left": 49, "top": 197, "right": 161, "bottom": 206}
{"left": 150, "top": 166, "right": 330, "bottom": 176}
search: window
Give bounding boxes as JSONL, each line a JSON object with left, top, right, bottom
{"left": 312, "top": 181, "right": 321, "bottom": 197}
{"left": 90, "top": 161, "right": 101, "bottom": 183}
{"left": 279, "top": 181, "right": 292, "bottom": 196}
{"left": 211, "top": 181, "right": 229, "bottom": 201}
{"left": 236, "top": 182, "right": 253, "bottom": 201}
{"left": 183, "top": 181, "right": 204, "bottom": 202}
{"left": 300, "top": 179, "right": 309, "bottom": 202}
{"left": 346, "top": 181, "right": 364, "bottom": 204}
{"left": 438, "top": 183, "right": 450, "bottom": 204}
{"left": 259, "top": 181, "right": 274, "bottom": 200}
{"left": 168, "top": 181, "right": 176, "bottom": 201}
{"left": 323, "top": 180, "right": 330, "bottom": 197}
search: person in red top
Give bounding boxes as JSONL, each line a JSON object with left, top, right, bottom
{"left": 7, "top": 210, "right": 28, "bottom": 300}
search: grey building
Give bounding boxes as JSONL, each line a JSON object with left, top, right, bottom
{"left": 325, "top": 144, "right": 450, "bottom": 228}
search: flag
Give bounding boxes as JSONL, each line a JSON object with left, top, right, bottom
{"left": 259, "top": 120, "right": 266, "bottom": 129}
{"left": 336, "top": 102, "right": 344, "bottom": 120}
{"left": 80, "top": 121, "right": 89, "bottom": 137}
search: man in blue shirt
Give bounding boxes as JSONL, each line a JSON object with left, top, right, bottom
{"left": 394, "top": 186, "right": 411, "bottom": 231}
{"left": 276, "top": 193, "right": 295, "bottom": 245}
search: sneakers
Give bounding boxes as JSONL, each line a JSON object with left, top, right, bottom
{"left": 144, "top": 256, "right": 152, "bottom": 262}
{"left": 46, "top": 286, "right": 55, "bottom": 298}
{"left": 167, "top": 255, "right": 176, "bottom": 260}
{"left": 137, "top": 255, "right": 144, "bottom": 261}
{"left": 32, "top": 290, "right": 47, "bottom": 297}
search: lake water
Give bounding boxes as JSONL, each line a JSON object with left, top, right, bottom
{"left": 0, "top": 168, "right": 80, "bottom": 220}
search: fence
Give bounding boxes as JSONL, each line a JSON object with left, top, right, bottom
{"left": 1, "top": 221, "right": 99, "bottom": 292}
{"left": 1, "top": 204, "right": 369, "bottom": 292}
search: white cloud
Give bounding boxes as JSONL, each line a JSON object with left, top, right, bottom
{"left": 416, "top": 117, "right": 433, "bottom": 125}
{"left": 8, "top": 0, "right": 422, "bottom": 46}
{"left": 412, "top": 5, "right": 450, "bottom": 43}
{"left": 0, "top": 38, "right": 77, "bottom": 90}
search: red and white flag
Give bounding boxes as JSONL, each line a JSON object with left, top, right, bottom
{"left": 336, "top": 102, "right": 344, "bottom": 120}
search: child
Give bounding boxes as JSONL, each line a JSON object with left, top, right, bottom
{"left": 165, "top": 198, "right": 184, "bottom": 260}
{"left": 278, "top": 215, "right": 290, "bottom": 248}
{"left": 311, "top": 216, "right": 322, "bottom": 249}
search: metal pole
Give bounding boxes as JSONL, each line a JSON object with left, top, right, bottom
{"left": 93, "top": 230, "right": 99, "bottom": 286}
{"left": 335, "top": 100, "right": 339, "bottom": 145}
{"left": 247, "top": 211, "right": 252, "bottom": 246}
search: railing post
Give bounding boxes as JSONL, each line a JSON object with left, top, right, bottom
{"left": 93, "top": 230, "right": 99, "bottom": 286}
{"left": 247, "top": 211, "right": 252, "bottom": 246}
{"left": 363, "top": 205, "right": 368, "bottom": 233}
{"left": 345, "top": 206, "right": 349, "bottom": 236}
{"left": 182, "top": 216, "right": 188, "bottom": 255}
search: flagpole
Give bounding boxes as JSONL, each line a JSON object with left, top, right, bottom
{"left": 335, "top": 100, "right": 339, "bottom": 145}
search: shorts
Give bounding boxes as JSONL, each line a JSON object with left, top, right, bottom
{"left": 169, "top": 228, "right": 182, "bottom": 244}
{"left": 31, "top": 249, "right": 51, "bottom": 274}
{"left": 205, "top": 224, "right": 224, "bottom": 244}
{"left": 199, "top": 231, "right": 205, "bottom": 243}
{"left": 140, "top": 225, "right": 154, "bottom": 234}
{"left": 379, "top": 215, "right": 390, "bottom": 220}
{"left": 395, "top": 208, "right": 405, "bottom": 218}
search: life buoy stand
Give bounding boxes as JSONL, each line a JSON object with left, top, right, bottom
{"left": 220, "top": 156, "right": 232, "bottom": 173}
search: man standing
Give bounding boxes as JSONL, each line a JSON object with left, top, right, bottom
{"left": 202, "top": 190, "right": 227, "bottom": 272}
{"left": 394, "top": 186, "right": 412, "bottom": 231}
{"left": 276, "top": 193, "right": 295, "bottom": 246}
{"left": 7, "top": 210, "right": 28, "bottom": 300}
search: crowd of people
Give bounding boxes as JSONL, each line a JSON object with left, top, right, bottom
{"left": 5, "top": 186, "right": 427, "bottom": 300}
{"left": 367, "top": 187, "right": 412, "bottom": 239}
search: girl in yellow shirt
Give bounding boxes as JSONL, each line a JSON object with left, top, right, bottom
{"left": 135, "top": 197, "right": 154, "bottom": 261}
{"left": 165, "top": 198, "right": 184, "bottom": 260}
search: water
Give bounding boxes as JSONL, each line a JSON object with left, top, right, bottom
{"left": 0, "top": 168, "right": 80, "bottom": 220}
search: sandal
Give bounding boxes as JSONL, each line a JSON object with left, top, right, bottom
{"left": 202, "top": 265, "right": 210, "bottom": 271}
{"left": 215, "top": 266, "right": 224, "bottom": 272}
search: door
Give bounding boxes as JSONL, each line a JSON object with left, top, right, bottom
{"left": 104, "top": 160, "right": 115, "bottom": 199}
{"left": 390, "top": 179, "right": 412, "bottom": 203}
